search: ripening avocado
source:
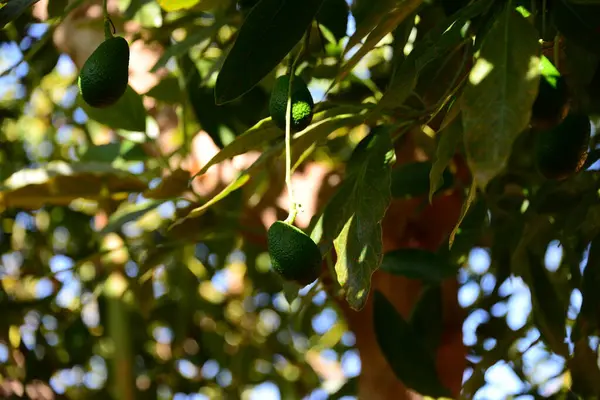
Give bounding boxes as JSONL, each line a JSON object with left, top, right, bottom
{"left": 78, "top": 36, "right": 130, "bottom": 108}
{"left": 269, "top": 74, "right": 314, "bottom": 133}
{"left": 267, "top": 221, "right": 322, "bottom": 286}
{"left": 535, "top": 112, "right": 590, "bottom": 180}
{"left": 531, "top": 74, "right": 569, "bottom": 126}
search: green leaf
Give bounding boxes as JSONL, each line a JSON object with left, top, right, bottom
{"left": 373, "top": 291, "right": 451, "bottom": 398}
{"left": 144, "top": 77, "right": 182, "bottom": 104}
{"left": 429, "top": 111, "right": 463, "bottom": 202}
{"left": 151, "top": 25, "right": 221, "bottom": 73}
{"left": 47, "top": 0, "right": 68, "bottom": 18}
{"left": 215, "top": 0, "right": 325, "bottom": 104}
{"left": 143, "top": 168, "right": 191, "bottom": 200}
{"left": 380, "top": 248, "right": 456, "bottom": 282}
{"left": 196, "top": 106, "right": 364, "bottom": 176}
{"left": 79, "top": 86, "right": 147, "bottom": 132}
{"left": 337, "top": 2, "right": 420, "bottom": 83}
{"left": 569, "top": 337, "right": 600, "bottom": 398}
{"left": 100, "top": 200, "right": 165, "bottom": 235}
{"left": 316, "top": 0, "right": 349, "bottom": 41}
{"left": 391, "top": 161, "right": 454, "bottom": 199}
{"left": 525, "top": 248, "right": 569, "bottom": 357}
{"left": 344, "top": 0, "right": 407, "bottom": 56}
{"left": 574, "top": 234, "right": 600, "bottom": 338}
{"left": 410, "top": 285, "right": 444, "bottom": 353}
{"left": 0, "top": 0, "right": 37, "bottom": 28}
{"left": 157, "top": 0, "right": 221, "bottom": 12}
{"left": 449, "top": 179, "right": 478, "bottom": 248}
{"left": 461, "top": 7, "right": 540, "bottom": 189}
{"left": 79, "top": 141, "right": 146, "bottom": 163}
{"left": 79, "top": 143, "right": 123, "bottom": 163}
{"left": 179, "top": 54, "right": 229, "bottom": 148}
{"left": 0, "top": 161, "right": 147, "bottom": 211}
{"left": 174, "top": 112, "right": 362, "bottom": 228}
{"left": 314, "top": 127, "right": 395, "bottom": 310}
{"left": 375, "top": 0, "right": 493, "bottom": 111}
{"left": 196, "top": 117, "right": 281, "bottom": 176}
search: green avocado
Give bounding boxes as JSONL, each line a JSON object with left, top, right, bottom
{"left": 535, "top": 112, "right": 590, "bottom": 180}
{"left": 531, "top": 74, "right": 568, "bottom": 124}
{"left": 267, "top": 221, "right": 322, "bottom": 286}
{"left": 78, "top": 36, "right": 130, "bottom": 108}
{"left": 269, "top": 74, "right": 314, "bottom": 133}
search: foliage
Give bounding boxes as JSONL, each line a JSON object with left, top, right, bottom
{"left": 1, "top": 0, "right": 600, "bottom": 399}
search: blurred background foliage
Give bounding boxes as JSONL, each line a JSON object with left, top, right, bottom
{"left": 1, "top": 0, "right": 600, "bottom": 400}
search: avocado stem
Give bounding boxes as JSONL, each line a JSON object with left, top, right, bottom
{"left": 102, "top": 0, "right": 114, "bottom": 40}
{"left": 283, "top": 37, "right": 308, "bottom": 226}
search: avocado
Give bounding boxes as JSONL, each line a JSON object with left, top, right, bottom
{"left": 531, "top": 74, "right": 568, "bottom": 126}
{"left": 267, "top": 221, "right": 322, "bottom": 285}
{"left": 78, "top": 36, "right": 130, "bottom": 108}
{"left": 269, "top": 74, "right": 314, "bottom": 133}
{"left": 535, "top": 112, "right": 591, "bottom": 180}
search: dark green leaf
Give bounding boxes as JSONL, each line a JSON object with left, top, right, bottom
{"left": 180, "top": 54, "right": 229, "bottom": 148}
{"left": 0, "top": 0, "right": 38, "bottom": 28}
{"left": 79, "top": 86, "right": 147, "bottom": 132}
{"left": 574, "top": 234, "right": 600, "bottom": 338}
{"left": 526, "top": 249, "right": 569, "bottom": 357}
{"left": 410, "top": 285, "right": 444, "bottom": 353}
{"left": 215, "top": 0, "right": 325, "bottom": 104}
{"left": 391, "top": 161, "right": 454, "bottom": 199}
{"left": 373, "top": 291, "right": 451, "bottom": 398}
{"left": 144, "top": 77, "right": 182, "bottom": 104}
{"left": 553, "top": 0, "right": 600, "bottom": 56}
{"left": 569, "top": 337, "right": 600, "bottom": 398}
{"left": 380, "top": 248, "right": 456, "bottom": 282}
{"left": 47, "top": 0, "right": 68, "bottom": 18}
{"left": 430, "top": 110, "right": 463, "bottom": 202}
{"left": 316, "top": 0, "right": 349, "bottom": 41}
{"left": 461, "top": 7, "right": 540, "bottom": 189}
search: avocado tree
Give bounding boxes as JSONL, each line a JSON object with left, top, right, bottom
{"left": 0, "top": 0, "right": 600, "bottom": 398}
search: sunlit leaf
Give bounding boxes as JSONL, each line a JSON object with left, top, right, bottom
{"left": 0, "top": 162, "right": 147, "bottom": 210}
{"left": 151, "top": 25, "right": 221, "bottom": 72}
{"left": 345, "top": 0, "right": 398, "bottom": 56}
{"left": 196, "top": 105, "right": 366, "bottom": 176}
{"left": 337, "top": 1, "right": 421, "bottom": 84}
{"left": 375, "top": 0, "right": 493, "bottom": 112}
{"left": 157, "top": 0, "right": 221, "bottom": 12}
{"left": 314, "top": 127, "right": 395, "bottom": 310}
{"left": 461, "top": 6, "right": 540, "bottom": 189}
{"left": 100, "top": 200, "right": 165, "bottom": 235}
